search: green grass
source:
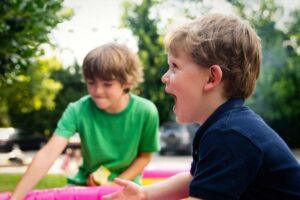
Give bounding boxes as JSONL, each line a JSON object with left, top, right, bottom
{"left": 0, "top": 173, "right": 67, "bottom": 192}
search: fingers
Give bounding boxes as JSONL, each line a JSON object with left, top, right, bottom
{"left": 102, "top": 181, "right": 118, "bottom": 187}
{"left": 102, "top": 195, "right": 110, "bottom": 200}
{"left": 113, "top": 178, "right": 131, "bottom": 187}
{"left": 102, "top": 194, "right": 112, "bottom": 200}
{"left": 87, "top": 175, "right": 92, "bottom": 186}
{"left": 87, "top": 174, "right": 97, "bottom": 186}
{"left": 102, "top": 179, "right": 143, "bottom": 200}
{"left": 102, "top": 191, "right": 121, "bottom": 200}
{"left": 87, "top": 176, "right": 91, "bottom": 186}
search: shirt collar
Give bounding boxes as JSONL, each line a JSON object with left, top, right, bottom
{"left": 194, "top": 98, "right": 245, "bottom": 145}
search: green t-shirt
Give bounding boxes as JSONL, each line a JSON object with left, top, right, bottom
{"left": 54, "top": 93, "right": 160, "bottom": 185}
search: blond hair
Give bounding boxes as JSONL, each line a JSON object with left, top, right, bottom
{"left": 82, "top": 42, "right": 143, "bottom": 91}
{"left": 164, "top": 13, "right": 262, "bottom": 98}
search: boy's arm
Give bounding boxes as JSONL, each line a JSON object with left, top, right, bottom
{"left": 117, "top": 152, "right": 152, "bottom": 181}
{"left": 10, "top": 134, "right": 68, "bottom": 200}
{"left": 144, "top": 172, "right": 192, "bottom": 200}
{"left": 103, "top": 171, "right": 193, "bottom": 200}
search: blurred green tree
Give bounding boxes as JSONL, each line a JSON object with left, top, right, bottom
{"left": 229, "top": 0, "right": 300, "bottom": 147}
{"left": 10, "top": 62, "right": 86, "bottom": 135}
{"left": 7, "top": 57, "right": 63, "bottom": 132}
{"left": 121, "top": 0, "right": 173, "bottom": 123}
{"left": 0, "top": 0, "right": 72, "bottom": 127}
{"left": 0, "top": 0, "right": 72, "bottom": 75}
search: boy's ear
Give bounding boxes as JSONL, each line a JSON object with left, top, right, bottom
{"left": 123, "top": 82, "right": 132, "bottom": 90}
{"left": 203, "top": 65, "right": 223, "bottom": 91}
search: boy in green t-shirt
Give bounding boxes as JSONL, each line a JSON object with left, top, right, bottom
{"left": 11, "top": 42, "right": 160, "bottom": 200}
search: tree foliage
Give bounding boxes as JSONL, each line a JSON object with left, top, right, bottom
{"left": 0, "top": 0, "right": 72, "bottom": 127}
{"left": 121, "top": 0, "right": 173, "bottom": 123}
{"left": 8, "top": 57, "right": 62, "bottom": 132}
{"left": 0, "top": 0, "right": 72, "bottom": 76}
{"left": 10, "top": 63, "right": 86, "bottom": 135}
{"left": 230, "top": 0, "right": 300, "bottom": 147}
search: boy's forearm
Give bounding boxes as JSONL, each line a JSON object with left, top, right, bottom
{"left": 11, "top": 135, "right": 68, "bottom": 200}
{"left": 11, "top": 150, "right": 54, "bottom": 199}
{"left": 143, "top": 172, "right": 192, "bottom": 200}
{"left": 118, "top": 152, "right": 152, "bottom": 181}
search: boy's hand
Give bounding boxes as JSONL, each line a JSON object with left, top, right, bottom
{"left": 102, "top": 181, "right": 118, "bottom": 187}
{"left": 102, "top": 178, "right": 146, "bottom": 200}
{"left": 87, "top": 174, "right": 98, "bottom": 186}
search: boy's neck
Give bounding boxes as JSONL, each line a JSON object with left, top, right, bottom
{"left": 198, "top": 92, "right": 228, "bottom": 124}
{"left": 106, "top": 93, "right": 130, "bottom": 114}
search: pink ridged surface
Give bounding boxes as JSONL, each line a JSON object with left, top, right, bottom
{"left": 142, "top": 169, "right": 185, "bottom": 178}
{"left": 0, "top": 186, "right": 120, "bottom": 200}
{"left": 0, "top": 169, "right": 185, "bottom": 200}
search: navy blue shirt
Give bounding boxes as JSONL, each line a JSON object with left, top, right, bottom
{"left": 190, "top": 98, "right": 300, "bottom": 200}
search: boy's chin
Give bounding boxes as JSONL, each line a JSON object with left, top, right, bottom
{"left": 175, "top": 116, "right": 190, "bottom": 124}
{"left": 95, "top": 103, "right": 110, "bottom": 110}
{"left": 175, "top": 114, "right": 199, "bottom": 124}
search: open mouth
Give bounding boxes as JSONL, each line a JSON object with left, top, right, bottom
{"left": 165, "top": 88, "right": 177, "bottom": 112}
{"left": 165, "top": 89, "right": 177, "bottom": 103}
{"left": 170, "top": 93, "right": 177, "bottom": 103}
{"left": 168, "top": 92, "right": 177, "bottom": 112}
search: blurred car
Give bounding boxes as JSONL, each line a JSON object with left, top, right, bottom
{"left": 0, "top": 127, "right": 47, "bottom": 152}
{"left": 159, "top": 122, "right": 200, "bottom": 155}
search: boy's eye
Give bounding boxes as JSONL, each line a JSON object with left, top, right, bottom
{"left": 170, "top": 63, "right": 178, "bottom": 71}
{"left": 104, "top": 83, "right": 113, "bottom": 87}
{"left": 87, "top": 81, "right": 95, "bottom": 85}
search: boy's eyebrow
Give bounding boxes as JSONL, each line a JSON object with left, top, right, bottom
{"left": 103, "top": 80, "right": 114, "bottom": 83}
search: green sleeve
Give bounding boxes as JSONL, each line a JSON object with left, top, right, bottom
{"left": 54, "top": 103, "right": 77, "bottom": 138}
{"left": 138, "top": 103, "right": 160, "bottom": 152}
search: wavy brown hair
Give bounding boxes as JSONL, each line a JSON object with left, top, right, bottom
{"left": 164, "top": 13, "right": 262, "bottom": 99}
{"left": 82, "top": 42, "right": 144, "bottom": 92}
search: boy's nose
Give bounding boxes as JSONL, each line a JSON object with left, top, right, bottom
{"left": 161, "top": 72, "right": 169, "bottom": 84}
{"left": 94, "top": 85, "right": 104, "bottom": 95}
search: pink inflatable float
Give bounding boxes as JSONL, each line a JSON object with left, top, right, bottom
{"left": 142, "top": 169, "right": 186, "bottom": 185}
{"left": 0, "top": 169, "right": 186, "bottom": 200}
{"left": 0, "top": 186, "right": 120, "bottom": 200}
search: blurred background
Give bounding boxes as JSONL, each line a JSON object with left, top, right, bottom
{"left": 0, "top": 0, "right": 299, "bottom": 192}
